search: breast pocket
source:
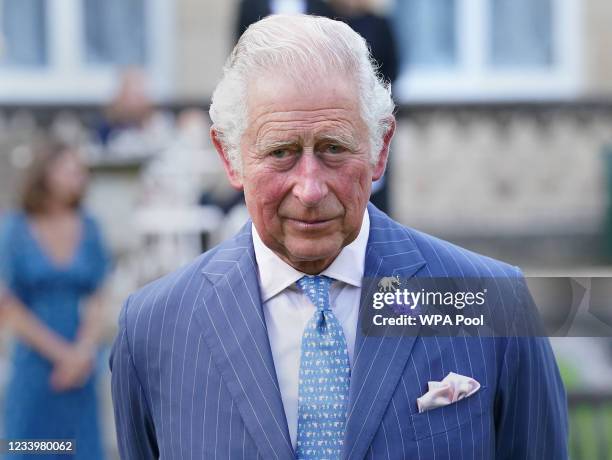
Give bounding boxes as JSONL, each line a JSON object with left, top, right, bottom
{"left": 410, "top": 386, "right": 489, "bottom": 441}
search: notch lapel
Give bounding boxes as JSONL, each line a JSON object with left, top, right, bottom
{"left": 343, "top": 205, "right": 427, "bottom": 460}
{"left": 193, "top": 225, "right": 294, "bottom": 460}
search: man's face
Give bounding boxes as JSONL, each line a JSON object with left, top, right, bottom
{"left": 213, "top": 73, "right": 393, "bottom": 274}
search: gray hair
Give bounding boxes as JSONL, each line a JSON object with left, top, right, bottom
{"left": 209, "top": 14, "right": 395, "bottom": 174}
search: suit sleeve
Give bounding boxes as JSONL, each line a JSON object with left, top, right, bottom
{"left": 494, "top": 274, "right": 569, "bottom": 459}
{"left": 110, "top": 296, "right": 159, "bottom": 459}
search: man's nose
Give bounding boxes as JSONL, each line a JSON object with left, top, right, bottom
{"left": 292, "top": 152, "right": 328, "bottom": 207}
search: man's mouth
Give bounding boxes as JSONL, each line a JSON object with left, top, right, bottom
{"left": 285, "top": 217, "right": 336, "bottom": 230}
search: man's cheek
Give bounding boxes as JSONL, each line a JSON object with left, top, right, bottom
{"left": 253, "top": 172, "right": 290, "bottom": 195}
{"left": 340, "top": 179, "right": 370, "bottom": 206}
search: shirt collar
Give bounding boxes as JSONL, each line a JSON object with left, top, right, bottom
{"left": 252, "top": 208, "right": 370, "bottom": 302}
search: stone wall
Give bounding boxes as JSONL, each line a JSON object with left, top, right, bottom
{"left": 390, "top": 105, "right": 612, "bottom": 266}
{"left": 2, "top": 104, "right": 611, "bottom": 250}
{"left": 391, "top": 106, "right": 612, "bottom": 235}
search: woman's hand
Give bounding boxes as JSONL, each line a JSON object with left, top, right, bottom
{"left": 49, "top": 343, "right": 95, "bottom": 392}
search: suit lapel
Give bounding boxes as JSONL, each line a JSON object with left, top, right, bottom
{"left": 193, "top": 225, "right": 294, "bottom": 460}
{"left": 343, "top": 205, "right": 427, "bottom": 460}
{"left": 192, "top": 207, "right": 427, "bottom": 460}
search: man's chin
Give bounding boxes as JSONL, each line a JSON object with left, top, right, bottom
{"left": 282, "top": 241, "right": 342, "bottom": 267}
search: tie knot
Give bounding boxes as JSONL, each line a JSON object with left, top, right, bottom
{"left": 296, "top": 275, "right": 333, "bottom": 312}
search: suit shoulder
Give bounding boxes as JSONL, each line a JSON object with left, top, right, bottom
{"left": 119, "top": 225, "right": 253, "bottom": 338}
{"left": 368, "top": 206, "right": 520, "bottom": 279}
{"left": 120, "top": 238, "right": 229, "bottom": 333}
{"left": 406, "top": 226, "right": 520, "bottom": 278}
{"left": 391, "top": 224, "right": 531, "bottom": 318}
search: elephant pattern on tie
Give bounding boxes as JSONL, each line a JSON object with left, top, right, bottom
{"left": 295, "top": 275, "right": 351, "bottom": 460}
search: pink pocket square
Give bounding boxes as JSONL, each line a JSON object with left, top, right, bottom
{"left": 416, "top": 372, "right": 481, "bottom": 413}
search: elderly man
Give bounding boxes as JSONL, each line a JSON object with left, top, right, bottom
{"left": 110, "top": 15, "right": 568, "bottom": 460}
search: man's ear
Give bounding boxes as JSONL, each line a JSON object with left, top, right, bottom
{"left": 372, "top": 116, "right": 396, "bottom": 181}
{"left": 210, "top": 127, "right": 244, "bottom": 190}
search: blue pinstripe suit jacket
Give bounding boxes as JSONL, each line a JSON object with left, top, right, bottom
{"left": 110, "top": 204, "right": 568, "bottom": 459}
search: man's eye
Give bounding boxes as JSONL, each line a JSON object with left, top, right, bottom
{"left": 327, "top": 144, "right": 344, "bottom": 154}
{"left": 271, "top": 149, "right": 289, "bottom": 158}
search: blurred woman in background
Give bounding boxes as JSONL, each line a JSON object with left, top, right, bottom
{"left": 328, "top": 0, "right": 398, "bottom": 215}
{"left": 0, "top": 139, "right": 110, "bottom": 459}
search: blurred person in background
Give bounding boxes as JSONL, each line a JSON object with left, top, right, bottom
{"left": 228, "top": 0, "right": 337, "bottom": 217}
{"left": 236, "top": 0, "right": 398, "bottom": 214}
{"left": 95, "top": 67, "right": 154, "bottom": 147}
{"left": 235, "top": 0, "right": 334, "bottom": 41}
{"left": 329, "top": 0, "right": 398, "bottom": 214}
{"left": 329, "top": 0, "right": 398, "bottom": 85}
{"left": 0, "top": 139, "right": 110, "bottom": 459}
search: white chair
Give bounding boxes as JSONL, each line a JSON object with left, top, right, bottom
{"left": 133, "top": 205, "right": 224, "bottom": 283}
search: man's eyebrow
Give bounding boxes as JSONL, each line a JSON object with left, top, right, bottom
{"left": 315, "top": 133, "right": 359, "bottom": 149}
{"left": 255, "top": 132, "right": 359, "bottom": 151}
{"left": 255, "top": 138, "right": 301, "bottom": 152}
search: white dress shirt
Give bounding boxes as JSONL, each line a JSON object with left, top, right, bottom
{"left": 252, "top": 210, "right": 370, "bottom": 450}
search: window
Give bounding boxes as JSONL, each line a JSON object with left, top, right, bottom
{"left": 392, "top": 0, "right": 581, "bottom": 102}
{"left": 84, "top": 0, "right": 147, "bottom": 66}
{"left": 489, "top": 0, "right": 553, "bottom": 68}
{"left": 0, "top": 0, "right": 172, "bottom": 103}
{"left": 396, "top": 0, "right": 457, "bottom": 69}
{"left": 0, "top": 0, "right": 47, "bottom": 67}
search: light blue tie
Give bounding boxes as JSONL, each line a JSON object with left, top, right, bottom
{"left": 295, "top": 275, "right": 350, "bottom": 460}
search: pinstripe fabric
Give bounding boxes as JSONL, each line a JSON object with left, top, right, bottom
{"left": 110, "top": 203, "right": 568, "bottom": 459}
{"left": 295, "top": 275, "right": 350, "bottom": 459}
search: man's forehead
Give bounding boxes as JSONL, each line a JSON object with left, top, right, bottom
{"left": 250, "top": 106, "right": 364, "bottom": 144}
{"left": 245, "top": 74, "right": 362, "bottom": 134}
{"left": 246, "top": 71, "right": 360, "bottom": 110}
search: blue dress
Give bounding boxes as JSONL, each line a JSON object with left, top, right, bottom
{"left": 0, "top": 209, "right": 110, "bottom": 460}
